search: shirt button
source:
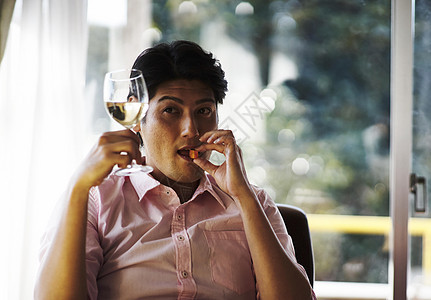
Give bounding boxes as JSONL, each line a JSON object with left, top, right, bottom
{"left": 166, "top": 191, "right": 170, "bottom": 194}
{"left": 177, "top": 235, "right": 185, "bottom": 241}
{"left": 181, "top": 270, "right": 188, "bottom": 278}
{"left": 177, "top": 214, "right": 182, "bottom": 220}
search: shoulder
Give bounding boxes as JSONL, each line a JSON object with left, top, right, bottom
{"left": 248, "top": 182, "right": 276, "bottom": 209}
{"left": 90, "top": 175, "right": 130, "bottom": 204}
{"left": 87, "top": 175, "right": 126, "bottom": 215}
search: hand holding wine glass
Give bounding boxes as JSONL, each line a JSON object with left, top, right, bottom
{"left": 103, "top": 69, "right": 153, "bottom": 175}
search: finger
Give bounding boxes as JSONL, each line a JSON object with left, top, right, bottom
{"left": 98, "top": 130, "right": 142, "bottom": 157}
{"left": 101, "top": 140, "right": 143, "bottom": 164}
{"left": 200, "top": 130, "right": 234, "bottom": 143}
{"left": 195, "top": 143, "right": 225, "bottom": 154}
{"left": 100, "top": 148, "right": 143, "bottom": 170}
{"left": 192, "top": 157, "right": 218, "bottom": 176}
{"left": 201, "top": 130, "right": 233, "bottom": 143}
{"left": 99, "top": 129, "right": 141, "bottom": 146}
{"left": 109, "top": 152, "right": 136, "bottom": 169}
{"left": 212, "top": 135, "right": 236, "bottom": 146}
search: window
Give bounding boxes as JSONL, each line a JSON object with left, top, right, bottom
{"left": 86, "top": 0, "right": 391, "bottom": 291}
{"left": 3, "top": 0, "right": 427, "bottom": 298}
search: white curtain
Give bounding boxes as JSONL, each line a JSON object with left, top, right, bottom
{"left": 0, "top": 0, "right": 88, "bottom": 298}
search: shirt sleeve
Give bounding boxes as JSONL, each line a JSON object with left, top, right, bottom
{"left": 86, "top": 187, "right": 103, "bottom": 300}
{"left": 254, "top": 188, "right": 297, "bottom": 261}
{"left": 254, "top": 187, "right": 317, "bottom": 299}
{"left": 37, "top": 188, "right": 104, "bottom": 300}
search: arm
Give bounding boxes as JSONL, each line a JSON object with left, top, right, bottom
{"left": 193, "top": 130, "right": 314, "bottom": 300}
{"left": 34, "top": 129, "right": 142, "bottom": 300}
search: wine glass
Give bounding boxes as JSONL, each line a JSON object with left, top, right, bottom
{"left": 103, "top": 68, "right": 153, "bottom": 175}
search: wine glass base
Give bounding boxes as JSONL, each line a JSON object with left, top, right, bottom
{"left": 114, "top": 165, "right": 153, "bottom": 176}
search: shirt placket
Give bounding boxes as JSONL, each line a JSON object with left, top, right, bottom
{"left": 172, "top": 205, "right": 197, "bottom": 299}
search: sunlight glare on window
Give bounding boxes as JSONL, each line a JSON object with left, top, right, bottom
{"left": 143, "top": 27, "right": 162, "bottom": 44}
{"left": 178, "top": 1, "right": 198, "bottom": 15}
{"left": 235, "top": 2, "right": 254, "bottom": 15}
{"left": 292, "top": 157, "right": 310, "bottom": 176}
{"left": 87, "top": 0, "right": 127, "bottom": 27}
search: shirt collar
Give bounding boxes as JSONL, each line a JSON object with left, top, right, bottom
{"left": 129, "top": 172, "right": 227, "bottom": 209}
{"left": 191, "top": 174, "right": 227, "bottom": 209}
{"left": 129, "top": 172, "right": 160, "bottom": 200}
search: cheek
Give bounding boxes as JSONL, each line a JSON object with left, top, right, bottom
{"left": 145, "top": 129, "right": 167, "bottom": 148}
{"left": 143, "top": 122, "right": 176, "bottom": 155}
{"left": 143, "top": 115, "right": 173, "bottom": 139}
{"left": 200, "top": 118, "right": 218, "bottom": 133}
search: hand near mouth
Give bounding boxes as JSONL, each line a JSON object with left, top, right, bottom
{"left": 177, "top": 147, "right": 203, "bottom": 160}
{"left": 192, "top": 129, "right": 252, "bottom": 201}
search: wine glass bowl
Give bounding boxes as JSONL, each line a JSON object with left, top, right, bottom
{"left": 104, "top": 69, "right": 153, "bottom": 175}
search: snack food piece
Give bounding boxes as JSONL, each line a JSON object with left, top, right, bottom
{"left": 189, "top": 149, "right": 199, "bottom": 159}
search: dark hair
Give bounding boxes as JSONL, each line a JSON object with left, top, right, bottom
{"left": 132, "top": 40, "right": 227, "bottom": 104}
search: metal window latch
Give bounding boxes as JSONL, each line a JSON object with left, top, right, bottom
{"left": 410, "top": 173, "right": 427, "bottom": 213}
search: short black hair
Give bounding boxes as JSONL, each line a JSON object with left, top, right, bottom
{"left": 132, "top": 40, "right": 228, "bottom": 104}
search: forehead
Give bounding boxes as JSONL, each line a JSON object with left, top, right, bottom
{"left": 153, "top": 79, "right": 215, "bottom": 100}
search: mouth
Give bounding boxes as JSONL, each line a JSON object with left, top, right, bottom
{"left": 177, "top": 147, "right": 202, "bottom": 161}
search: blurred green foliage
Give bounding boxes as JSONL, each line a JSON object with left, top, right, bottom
{"left": 258, "top": 1, "right": 391, "bottom": 282}
{"left": 411, "top": 0, "right": 431, "bottom": 280}
{"left": 413, "top": 0, "right": 431, "bottom": 190}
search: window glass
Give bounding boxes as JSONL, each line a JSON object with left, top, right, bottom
{"left": 412, "top": 0, "right": 431, "bottom": 287}
{"left": 255, "top": 1, "right": 391, "bottom": 283}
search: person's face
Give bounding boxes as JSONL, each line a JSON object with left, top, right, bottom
{"left": 139, "top": 79, "right": 218, "bottom": 183}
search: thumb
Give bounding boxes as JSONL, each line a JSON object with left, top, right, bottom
{"left": 193, "top": 158, "right": 218, "bottom": 176}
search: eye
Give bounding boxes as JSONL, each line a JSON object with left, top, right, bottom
{"left": 163, "top": 106, "right": 179, "bottom": 114}
{"left": 197, "top": 107, "right": 213, "bottom": 116}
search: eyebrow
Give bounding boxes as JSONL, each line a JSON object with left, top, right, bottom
{"left": 157, "top": 96, "right": 216, "bottom": 105}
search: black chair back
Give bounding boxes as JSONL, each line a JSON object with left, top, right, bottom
{"left": 277, "top": 203, "right": 315, "bottom": 287}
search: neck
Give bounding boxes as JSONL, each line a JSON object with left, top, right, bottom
{"left": 159, "top": 176, "right": 200, "bottom": 203}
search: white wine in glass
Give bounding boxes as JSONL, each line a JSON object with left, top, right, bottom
{"left": 104, "top": 69, "right": 153, "bottom": 175}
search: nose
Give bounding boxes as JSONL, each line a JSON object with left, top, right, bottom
{"left": 181, "top": 114, "right": 199, "bottom": 138}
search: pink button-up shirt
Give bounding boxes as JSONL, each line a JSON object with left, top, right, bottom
{"left": 40, "top": 172, "right": 311, "bottom": 299}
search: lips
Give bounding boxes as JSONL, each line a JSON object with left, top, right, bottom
{"left": 177, "top": 147, "right": 201, "bottom": 159}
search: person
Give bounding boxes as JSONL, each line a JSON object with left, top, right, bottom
{"left": 34, "top": 40, "right": 315, "bottom": 299}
